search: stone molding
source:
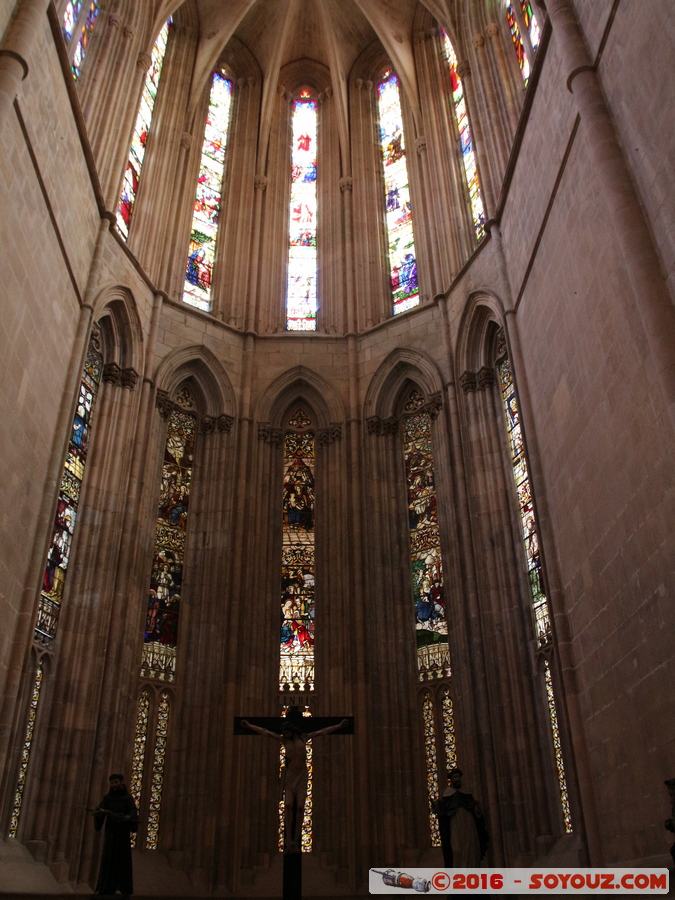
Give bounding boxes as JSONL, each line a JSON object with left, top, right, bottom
{"left": 180, "top": 132, "right": 192, "bottom": 151}
{"left": 316, "top": 424, "right": 342, "bottom": 445}
{"left": 258, "top": 423, "right": 283, "bottom": 446}
{"left": 255, "top": 176, "right": 268, "bottom": 192}
{"left": 137, "top": 52, "right": 152, "bottom": 70}
{"left": 218, "top": 414, "right": 234, "bottom": 433}
{"left": 155, "top": 389, "right": 173, "bottom": 420}
{"left": 461, "top": 369, "right": 497, "bottom": 392}
{"left": 477, "top": 366, "right": 495, "bottom": 390}
{"left": 366, "top": 416, "right": 399, "bottom": 436}
{"left": 415, "top": 137, "right": 427, "bottom": 155}
{"left": 102, "top": 362, "right": 121, "bottom": 384}
{"left": 459, "top": 371, "right": 478, "bottom": 393}
{"left": 339, "top": 177, "right": 353, "bottom": 193}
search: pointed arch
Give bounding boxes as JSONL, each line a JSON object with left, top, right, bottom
{"left": 364, "top": 347, "right": 444, "bottom": 422}
{"left": 154, "top": 345, "right": 236, "bottom": 420}
{"left": 92, "top": 285, "right": 144, "bottom": 376}
{"left": 455, "top": 290, "right": 506, "bottom": 377}
{"left": 256, "top": 366, "right": 344, "bottom": 431}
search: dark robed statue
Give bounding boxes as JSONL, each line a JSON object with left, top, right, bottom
{"left": 433, "top": 768, "right": 489, "bottom": 867}
{"left": 93, "top": 773, "right": 138, "bottom": 896}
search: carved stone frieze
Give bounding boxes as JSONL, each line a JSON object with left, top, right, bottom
{"left": 102, "top": 362, "right": 121, "bottom": 385}
{"left": 121, "top": 367, "right": 139, "bottom": 389}
{"left": 316, "top": 423, "right": 342, "bottom": 446}
{"left": 258, "top": 423, "right": 283, "bottom": 446}
{"left": 201, "top": 416, "right": 216, "bottom": 434}
{"left": 366, "top": 416, "right": 382, "bottom": 435}
{"left": 382, "top": 417, "right": 399, "bottom": 436}
{"left": 217, "top": 414, "right": 234, "bottom": 433}
{"left": 155, "top": 389, "right": 173, "bottom": 420}
{"left": 477, "top": 366, "right": 496, "bottom": 390}
{"left": 425, "top": 392, "right": 443, "bottom": 419}
{"left": 460, "top": 371, "right": 478, "bottom": 393}
{"left": 495, "top": 327, "right": 508, "bottom": 364}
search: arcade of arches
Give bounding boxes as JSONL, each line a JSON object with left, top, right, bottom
{"left": 0, "top": 0, "right": 674, "bottom": 895}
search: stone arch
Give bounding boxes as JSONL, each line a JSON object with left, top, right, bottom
{"left": 256, "top": 366, "right": 344, "bottom": 431}
{"left": 279, "top": 58, "right": 332, "bottom": 99}
{"left": 364, "top": 347, "right": 444, "bottom": 421}
{"left": 455, "top": 290, "right": 506, "bottom": 377}
{"left": 187, "top": 36, "right": 261, "bottom": 126}
{"left": 92, "top": 284, "right": 144, "bottom": 375}
{"left": 154, "top": 345, "right": 236, "bottom": 419}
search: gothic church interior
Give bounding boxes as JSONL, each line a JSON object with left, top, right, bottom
{"left": 0, "top": 0, "right": 674, "bottom": 895}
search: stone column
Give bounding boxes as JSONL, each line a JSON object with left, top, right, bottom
{"left": 546, "top": 0, "right": 675, "bottom": 431}
{"left": 246, "top": 175, "right": 267, "bottom": 332}
{"left": 341, "top": 177, "right": 355, "bottom": 334}
{"left": 0, "top": 0, "right": 51, "bottom": 129}
{"left": 485, "top": 23, "right": 520, "bottom": 135}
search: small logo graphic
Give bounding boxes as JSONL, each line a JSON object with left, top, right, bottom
{"left": 371, "top": 869, "right": 431, "bottom": 892}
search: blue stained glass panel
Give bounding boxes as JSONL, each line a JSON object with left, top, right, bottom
{"left": 183, "top": 71, "right": 233, "bottom": 312}
{"left": 377, "top": 71, "right": 419, "bottom": 315}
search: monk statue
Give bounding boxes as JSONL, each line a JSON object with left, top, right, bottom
{"left": 432, "top": 768, "right": 489, "bottom": 867}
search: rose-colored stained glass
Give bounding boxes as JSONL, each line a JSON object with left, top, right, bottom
{"left": 116, "top": 20, "right": 171, "bottom": 239}
{"left": 442, "top": 33, "right": 485, "bottom": 239}
{"left": 377, "top": 70, "right": 419, "bottom": 315}
{"left": 183, "top": 71, "right": 233, "bottom": 312}
{"left": 287, "top": 92, "right": 318, "bottom": 331}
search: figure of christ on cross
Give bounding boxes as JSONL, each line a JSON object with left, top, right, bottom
{"left": 236, "top": 709, "right": 351, "bottom": 854}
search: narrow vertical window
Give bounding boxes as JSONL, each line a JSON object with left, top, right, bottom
{"left": 441, "top": 33, "right": 485, "bottom": 239}
{"left": 142, "top": 399, "right": 196, "bottom": 683}
{"left": 145, "top": 692, "right": 170, "bottom": 849}
{"left": 8, "top": 663, "right": 43, "bottom": 837}
{"left": 61, "top": 1, "right": 100, "bottom": 79}
{"left": 37, "top": 333, "right": 103, "bottom": 643}
{"left": 183, "top": 71, "right": 233, "bottom": 312}
{"left": 116, "top": 20, "right": 171, "bottom": 239}
{"left": 287, "top": 91, "right": 318, "bottom": 331}
{"left": 497, "top": 355, "right": 572, "bottom": 832}
{"left": 402, "top": 391, "right": 450, "bottom": 679}
{"left": 279, "top": 410, "right": 315, "bottom": 691}
{"left": 377, "top": 70, "right": 419, "bottom": 315}
{"left": 422, "top": 693, "right": 440, "bottom": 845}
{"left": 129, "top": 690, "right": 150, "bottom": 848}
{"left": 506, "top": 2, "right": 540, "bottom": 84}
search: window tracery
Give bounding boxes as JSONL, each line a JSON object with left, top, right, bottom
{"left": 183, "top": 70, "right": 233, "bottom": 312}
{"left": 377, "top": 70, "right": 419, "bottom": 315}
{"left": 497, "top": 352, "right": 572, "bottom": 832}
{"left": 60, "top": 0, "right": 100, "bottom": 78}
{"left": 116, "top": 19, "right": 171, "bottom": 239}
{"left": 441, "top": 33, "right": 485, "bottom": 239}
{"left": 287, "top": 91, "right": 318, "bottom": 331}
{"left": 280, "top": 409, "right": 315, "bottom": 691}
{"left": 506, "top": 1, "right": 540, "bottom": 84}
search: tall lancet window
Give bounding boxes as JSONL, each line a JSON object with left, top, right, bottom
{"left": 506, "top": 1, "right": 540, "bottom": 84}
{"left": 287, "top": 91, "right": 318, "bottom": 331}
{"left": 377, "top": 69, "right": 419, "bottom": 315}
{"left": 116, "top": 19, "right": 171, "bottom": 239}
{"left": 141, "top": 389, "right": 196, "bottom": 683}
{"left": 36, "top": 331, "right": 103, "bottom": 644}
{"left": 441, "top": 33, "right": 485, "bottom": 239}
{"left": 183, "top": 71, "right": 233, "bottom": 312}
{"left": 60, "top": 1, "right": 100, "bottom": 78}
{"left": 402, "top": 390, "right": 450, "bottom": 679}
{"left": 279, "top": 409, "right": 315, "bottom": 691}
{"left": 497, "top": 352, "right": 572, "bottom": 833}
{"left": 10, "top": 329, "right": 102, "bottom": 837}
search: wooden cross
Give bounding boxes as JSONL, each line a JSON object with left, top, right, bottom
{"left": 234, "top": 706, "right": 353, "bottom": 900}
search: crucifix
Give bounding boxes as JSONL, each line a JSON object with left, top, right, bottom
{"left": 234, "top": 706, "right": 353, "bottom": 900}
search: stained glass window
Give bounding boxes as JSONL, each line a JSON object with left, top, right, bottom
{"left": 129, "top": 690, "right": 149, "bottom": 848}
{"left": 377, "top": 70, "right": 419, "bottom": 315}
{"left": 116, "top": 19, "right": 171, "bottom": 239}
{"left": 279, "top": 410, "right": 315, "bottom": 691}
{"left": 61, "top": 1, "right": 100, "bottom": 79}
{"left": 146, "top": 692, "right": 170, "bottom": 849}
{"left": 141, "top": 404, "right": 196, "bottom": 682}
{"left": 277, "top": 707, "right": 313, "bottom": 852}
{"left": 423, "top": 693, "right": 440, "bottom": 845}
{"left": 402, "top": 391, "right": 450, "bottom": 679}
{"left": 36, "top": 334, "right": 103, "bottom": 643}
{"left": 287, "top": 91, "right": 318, "bottom": 331}
{"left": 498, "top": 355, "right": 572, "bottom": 832}
{"left": 441, "top": 33, "right": 485, "bottom": 239}
{"left": 8, "top": 663, "right": 43, "bottom": 837}
{"left": 183, "top": 71, "right": 233, "bottom": 312}
{"left": 506, "top": 2, "right": 540, "bottom": 84}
